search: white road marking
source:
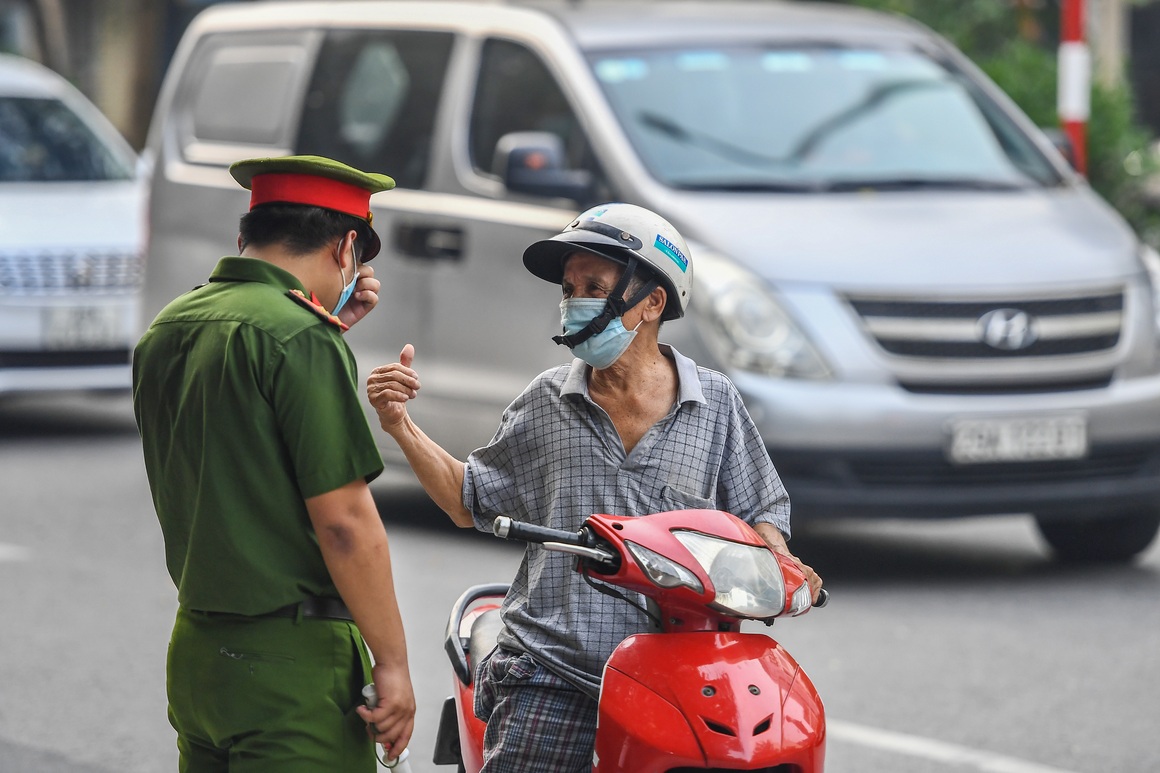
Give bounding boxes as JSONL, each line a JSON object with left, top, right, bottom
{"left": 828, "top": 719, "right": 1084, "bottom": 773}
{"left": 0, "top": 543, "right": 32, "bottom": 562}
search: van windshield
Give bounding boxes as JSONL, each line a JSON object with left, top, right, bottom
{"left": 589, "top": 47, "right": 1062, "bottom": 191}
{"left": 0, "top": 96, "right": 134, "bottom": 182}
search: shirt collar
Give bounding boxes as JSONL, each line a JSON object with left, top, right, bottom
{"left": 209, "top": 256, "right": 306, "bottom": 293}
{"left": 561, "top": 344, "right": 706, "bottom": 405}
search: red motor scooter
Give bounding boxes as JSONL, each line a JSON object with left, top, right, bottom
{"left": 432, "top": 509, "right": 828, "bottom": 772}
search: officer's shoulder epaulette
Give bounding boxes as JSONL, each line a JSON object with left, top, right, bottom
{"left": 287, "top": 289, "right": 349, "bottom": 331}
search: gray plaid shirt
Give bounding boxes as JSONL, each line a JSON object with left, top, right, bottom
{"left": 462, "top": 345, "right": 791, "bottom": 697}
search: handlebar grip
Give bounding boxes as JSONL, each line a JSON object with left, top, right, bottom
{"left": 493, "top": 516, "right": 584, "bottom": 545}
{"left": 814, "top": 588, "right": 829, "bottom": 608}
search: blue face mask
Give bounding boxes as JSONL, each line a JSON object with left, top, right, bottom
{"left": 559, "top": 298, "right": 641, "bottom": 369}
{"left": 332, "top": 261, "right": 359, "bottom": 316}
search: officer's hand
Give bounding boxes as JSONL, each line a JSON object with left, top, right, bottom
{"left": 367, "top": 344, "right": 420, "bottom": 433}
{"left": 338, "top": 263, "right": 380, "bottom": 329}
{"left": 356, "top": 661, "right": 416, "bottom": 761}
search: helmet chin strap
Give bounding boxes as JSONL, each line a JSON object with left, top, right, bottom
{"left": 552, "top": 257, "right": 659, "bottom": 348}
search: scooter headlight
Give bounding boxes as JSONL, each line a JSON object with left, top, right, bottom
{"left": 625, "top": 540, "right": 704, "bottom": 593}
{"left": 673, "top": 531, "right": 787, "bottom": 618}
{"left": 787, "top": 581, "right": 813, "bottom": 617}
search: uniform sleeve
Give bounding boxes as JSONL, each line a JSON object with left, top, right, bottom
{"left": 715, "top": 382, "right": 792, "bottom": 538}
{"left": 270, "top": 325, "right": 384, "bottom": 499}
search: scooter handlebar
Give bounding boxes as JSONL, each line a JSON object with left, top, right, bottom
{"left": 493, "top": 516, "right": 585, "bottom": 546}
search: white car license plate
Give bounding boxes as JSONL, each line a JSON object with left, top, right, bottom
{"left": 42, "top": 306, "right": 123, "bottom": 349}
{"left": 948, "top": 415, "right": 1088, "bottom": 464}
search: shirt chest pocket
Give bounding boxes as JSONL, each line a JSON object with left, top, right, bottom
{"left": 659, "top": 484, "right": 716, "bottom": 512}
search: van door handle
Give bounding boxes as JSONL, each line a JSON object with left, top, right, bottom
{"left": 393, "top": 223, "right": 464, "bottom": 261}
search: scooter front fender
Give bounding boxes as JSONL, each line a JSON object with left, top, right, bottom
{"left": 594, "top": 632, "right": 825, "bottom": 773}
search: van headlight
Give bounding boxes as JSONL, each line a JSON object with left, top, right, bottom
{"left": 691, "top": 249, "right": 830, "bottom": 379}
{"left": 1141, "top": 243, "right": 1160, "bottom": 337}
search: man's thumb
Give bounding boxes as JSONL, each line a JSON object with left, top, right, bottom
{"left": 400, "top": 344, "right": 414, "bottom": 368}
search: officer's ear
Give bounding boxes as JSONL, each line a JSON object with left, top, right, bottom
{"left": 335, "top": 230, "right": 359, "bottom": 271}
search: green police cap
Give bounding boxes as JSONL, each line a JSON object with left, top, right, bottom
{"left": 230, "top": 155, "right": 395, "bottom": 261}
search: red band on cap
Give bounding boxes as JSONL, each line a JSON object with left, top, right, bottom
{"left": 249, "top": 173, "right": 371, "bottom": 220}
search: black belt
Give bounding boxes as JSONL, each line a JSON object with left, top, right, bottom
{"left": 266, "top": 597, "right": 353, "bottom": 622}
{"left": 193, "top": 597, "right": 353, "bottom": 622}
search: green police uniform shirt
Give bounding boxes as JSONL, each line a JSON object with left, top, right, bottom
{"left": 133, "top": 257, "right": 384, "bottom": 615}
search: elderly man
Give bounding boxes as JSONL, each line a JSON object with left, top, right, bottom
{"left": 367, "top": 202, "right": 821, "bottom": 773}
{"left": 134, "top": 155, "right": 414, "bottom": 772}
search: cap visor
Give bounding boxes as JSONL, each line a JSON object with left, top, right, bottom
{"left": 523, "top": 238, "right": 632, "bottom": 284}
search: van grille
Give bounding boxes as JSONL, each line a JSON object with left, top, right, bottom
{"left": 0, "top": 250, "right": 143, "bottom": 295}
{"left": 846, "top": 291, "right": 1124, "bottom": 359}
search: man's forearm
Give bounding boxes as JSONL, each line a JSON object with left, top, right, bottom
{"left": 754, "top": 521, "right": 791, "bottom": 555}
{"left": 387, "top": 415, "right": 473, "bottom": 527}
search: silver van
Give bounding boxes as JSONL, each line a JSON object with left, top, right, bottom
{"left": 142, "top": 0, "right": 1160, "bottom": 561}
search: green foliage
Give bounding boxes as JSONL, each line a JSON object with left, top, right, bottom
{"left": 844, "top": 0, "right": 1029, "bottom": 58}
{"left": 840, "top": 0, "right": 1160, "bottom": 244}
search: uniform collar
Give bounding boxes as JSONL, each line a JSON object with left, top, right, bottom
{"left": 209, "top": 256, "right": 306, "bottom": 293}
{"left": 561, "top": 344, "right": 706, "bottom": 405}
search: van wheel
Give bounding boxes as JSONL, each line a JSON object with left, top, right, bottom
{"left": 1034, "top": 509, "right": 1160, "bottom": 563}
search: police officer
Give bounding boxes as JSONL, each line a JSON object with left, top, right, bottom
{"left": 133, "top": 155, "right": 414, "bottom": 772}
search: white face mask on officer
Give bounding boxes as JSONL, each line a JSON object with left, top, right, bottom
{"left": 332, "top": 236, "right": 359, "bottom": 315}
{"left": 333, "top": 262, "right": 358, "bottom": 315}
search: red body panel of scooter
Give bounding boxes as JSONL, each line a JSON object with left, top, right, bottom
{"left": 438, "top": 510, "right": 826, "bottom": 772}
{"left": 450, "top": 604, "right": 495, "bottom": 773}
{"left": 596, "top": 632, "right": 825, "bottom": 772}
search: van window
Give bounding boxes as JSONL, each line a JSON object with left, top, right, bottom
{"left": 177, "top": 31, "right": 316, "bottom": 165}
{"left": 297, "top": 30, "right": 454, "bottom": 190}
{"left": 470, "top": 38, "right": 592, "bottom": 177}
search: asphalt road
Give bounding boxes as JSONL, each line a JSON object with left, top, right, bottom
{"left": 1, "top": 393, "right": 1157, "bottom": 773}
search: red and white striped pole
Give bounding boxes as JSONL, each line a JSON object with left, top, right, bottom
{"left": 1058, "top": 0, "right": 1090, "bottom": 175}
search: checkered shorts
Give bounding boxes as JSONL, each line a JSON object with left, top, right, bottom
{"left": 474, "top": 647, "right": 598, "bottom": 773}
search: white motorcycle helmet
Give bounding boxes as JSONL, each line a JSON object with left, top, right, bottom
{"left": 523, "top": 202, "right": 693, "bottom": 322}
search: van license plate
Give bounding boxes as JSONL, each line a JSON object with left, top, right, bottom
{"left": 948, "top": 415, "right": 1088, "bottom": 464}
{"left": 42, "top": 307, "right": 123, "bottom": 349}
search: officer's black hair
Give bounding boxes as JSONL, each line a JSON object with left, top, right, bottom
{"left": 239, "top": 203, "right": 374, "bottom": 262}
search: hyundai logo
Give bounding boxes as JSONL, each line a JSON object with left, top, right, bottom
{"left": 977, "top": 308, "right": 1037, "bottom": 350}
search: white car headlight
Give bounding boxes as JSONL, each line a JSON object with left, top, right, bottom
{"left": 673, "top": 530, "right": 787, "bottom": 618}
{"left": 691, "top": 249, "right": 830, "bottom": 379}
{"left": 1140, "top": 243, "right": 1160, "bottom": 337}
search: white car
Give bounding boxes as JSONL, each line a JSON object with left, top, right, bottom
{"left": 0, "top": 53, "right": 143, "bottom": 396}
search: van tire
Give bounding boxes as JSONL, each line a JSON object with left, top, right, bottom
{"left": 1034, "top": 509, "right": 1160, "bottom": 563}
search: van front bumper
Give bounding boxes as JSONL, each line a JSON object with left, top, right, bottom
{"left": 769, "top": 443, "right": 1160, "bottom": 519}
{"left": 733, "top": 370, "right": 1160, "bottom": 520}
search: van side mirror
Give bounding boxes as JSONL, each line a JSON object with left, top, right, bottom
{"left": 493, "top": 131, "right": 594, "bottom": 202}
{"left": 1040, "top": 127, "right": 1078, "bottom": 170}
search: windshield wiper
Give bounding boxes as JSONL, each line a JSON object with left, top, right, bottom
{"left": 822, "top": 177, "right": 1027, "bottom": 192}
{"left": 671, "top": 180, "right": 829, "bottom": 193}
{"left": 638, "top": 111, "right": 784, "bottom": 167}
